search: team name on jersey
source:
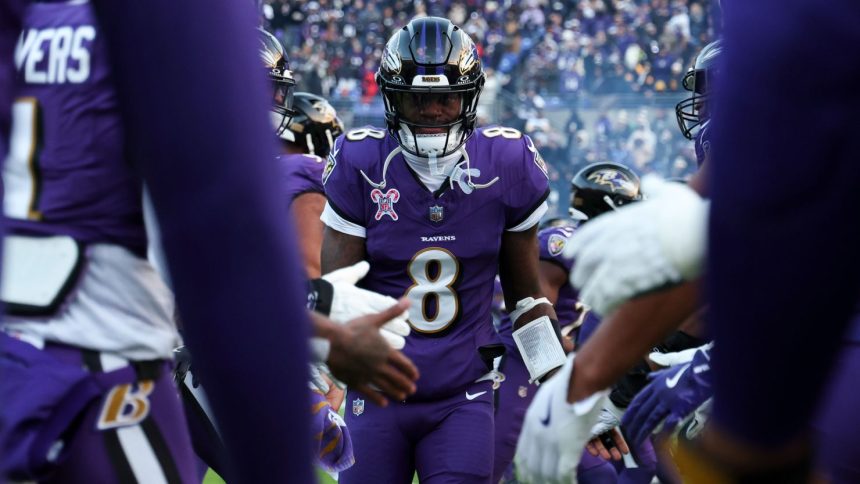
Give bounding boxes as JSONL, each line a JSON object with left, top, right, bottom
{"left": 15, "top": 26, "right": 96, "bottom": 84}
{"left": 420, "top": 235, "right": 456, "bottom": 242}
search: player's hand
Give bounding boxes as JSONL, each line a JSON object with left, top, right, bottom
{"left": 621, "top": 345, "right": 714, "bottom": 446}
{"left": 586, "top": 428, "right": 630, "bottom": 462}
{"left": 515, "top": 354, "right": 609, "bottom": 483}
{"left": 586, "top": 400, "right": 628, "bottom": 461}
{"left": 326, "top": 298, "right": 419, "bottom": 407}
{"left": 648, "top": 342, "right": 712, "bottom": 368}
{"left": 320, "top": 261, "right": 411, "bottom": 349}
{"left": 317, "top": 371, "right": 346, "bottom": 412}
{"left": 565, "top": 175, "right": 708, "bottom": 315}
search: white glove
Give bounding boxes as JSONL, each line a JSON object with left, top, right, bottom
{"left": 321, "top": 261, "right": 410, "bottom": 350}
{"left": 565, "top": 175, "right": 709, "bottom": 315}
{"left": 648, "top": 342, "right": 713, "bottom": 368}
{"left": 515, "top": 354, "right": 609, "bottom": 483}
{"left": 589, "top": 399, "right": 625, "bottom": 437}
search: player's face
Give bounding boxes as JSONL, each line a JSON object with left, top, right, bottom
{"left": 272, "top": 80, "right": 295, "bottom": 114}
{"left": 395, "top": 92, "right": 463, "bottom": 133}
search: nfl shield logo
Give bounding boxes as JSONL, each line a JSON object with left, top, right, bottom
{"left": 518, "top": 386, "right": 528, "bottom": 398}
{"left": 352, "top": 397, "right": 365, "bottom": 416}
{"left": 429, "top": 205, "right": 444, "bottom": 222}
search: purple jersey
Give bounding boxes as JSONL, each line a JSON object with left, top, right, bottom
{"left": 5, "top": 2, "right": 145, "bottom": 254}
{"left": 278, "top": 153, "right": 325, "bottom": 204}
{"left": 324, "top": 126, "right": 549, "bottom": 400}
{"left": 694, "top": 121, "right": 711, "bottom": 167}
{"left": 538, "top": 225, "right": 580, "bottom": 325}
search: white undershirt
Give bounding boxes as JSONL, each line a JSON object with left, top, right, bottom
{"left": 401, "top": 150, "right": 463, "bottom": 192}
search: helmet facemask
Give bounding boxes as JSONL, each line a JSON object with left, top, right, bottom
{"left": 675, "top": 40, "right": 722, "bottom": 140}
{"left": 269, "top": 70, "right": 297, "bottom": 136}
{"left": 381, "top": 88, "right": 481, "bottom": 160}
{"left": 675, "top": 68, "right": 710, "bottom": 140}
{"left": 377, "top": 17, "right": 485, "bottom": 161}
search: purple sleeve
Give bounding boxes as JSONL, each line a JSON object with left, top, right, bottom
{"left": 538, "top": 226, "right": 576, "bottom": 272}
{"left": 281, "top": 154, "right": 325, "bottom": 203}
{"left": 322, "top": 135, "right": 366, "bottom": 226}
{"left": 708, "top": 0, "right": 860, "bottom": 447}
{"left": 89, "top": 2, "right": 313, "bottom": 482}
{"left": 503, "top": 135, "right": 550, "bottom": 229}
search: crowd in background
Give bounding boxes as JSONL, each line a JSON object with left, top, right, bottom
{"left": 261, "top": 0, "right": 716, "bottom": 213}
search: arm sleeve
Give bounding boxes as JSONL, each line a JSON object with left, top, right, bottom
{"left": 708, "top": 0, "right": 860, "bottom": 447}
{"left": 505, "top": 135, "right": 551, "bottom": 231}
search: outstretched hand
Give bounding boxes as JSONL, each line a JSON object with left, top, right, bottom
{"left": 325, "top": 298, "right": 419, "bottom": 406}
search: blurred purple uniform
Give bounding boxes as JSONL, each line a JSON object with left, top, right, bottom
{"left": 0, "top": 2, "right": 194, "bottom": 481}
{"left": 708, "top": 4, "right": 860, "bottom": 482}
{"left": 0, "top": 0, "right": 315, "bottom": 481}
{"left": 323, "top": 126, "right": 549, "bottom": 483}
{"left": 279, "top": 153, "right": 325, "bottom": 203}
{"left": 493, "top": 225, "right": 580, "bottom": 482}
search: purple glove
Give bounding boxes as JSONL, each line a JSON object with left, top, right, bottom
{"left": 621, "top": 345, "right": 713, "bottom": 446}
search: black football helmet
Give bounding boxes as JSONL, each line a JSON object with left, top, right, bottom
{"left": 676, "top": 40, "right": 722, "bottom": 140}
{"left": 258, "top": 28, "right": 296, "bottom": 136}
{"left": 377, "top": 17, "right": 485, "bottom": 158}
{"left": 570, "top": 162, "right": 641, "bottom": 220}
{"left": 280, "top": 92, "right": 345, "bottom": 158}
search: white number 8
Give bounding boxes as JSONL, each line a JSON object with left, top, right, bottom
{"left": 345, "top": 127, "right": 386, "bottom": 141}
{"left": 405, "top": 247, "right": 461, "bottom": 333}
{"left": 482, "top": 126, "right": 522, "bottom": 139}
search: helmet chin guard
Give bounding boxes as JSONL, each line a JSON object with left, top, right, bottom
{"left": 397, "top": 122, "right": 466, "bottom": 159}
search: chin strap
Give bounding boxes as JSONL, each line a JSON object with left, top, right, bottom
{"left": 359, "top": 146, "right": 402, "bottom": 189}
{"left": 447, "top": 147, "right": 499, "bottom": 194}
{"left": 360, "top": 144, "right": 501, "bottom": 195}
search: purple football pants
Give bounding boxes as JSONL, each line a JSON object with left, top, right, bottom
{"left": 341, "top": 379, "right": 495, "bottom": 484}
{"left": 493, "top": 351, "right": 537, "bottom": 482}
{"left": 0, "top": 335, "right": 196, "bottom": 483}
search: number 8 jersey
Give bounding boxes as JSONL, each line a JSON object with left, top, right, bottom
{"left": 322, "top": 126, "right": 549, "bottom": 400}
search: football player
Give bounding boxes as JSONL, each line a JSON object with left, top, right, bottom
{"left": 321, "top": 17, "right": 565, "bottom": 483}
{"left": 0, "top": 9, "right": 416, "bottom": 482}
{"left": 495, "top": 163, "right": 639, "bottom": 482}
{"left": 278, "top": 91, "right": 345, "bottom": 278}
{"left": 514, "top": 41, "right": 722, "bottom": 480}
{"left": 173, "top": 31, "right": 413, "bottom": 479}
{"left": 0, "top": 1, "right": 195, "bottom": 481}
{"left": 676, "top": 40, "right": 722, "bottom": 168}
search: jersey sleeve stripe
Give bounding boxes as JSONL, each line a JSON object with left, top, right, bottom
{"left": 320, "top": 203, "right": 366, "bottom": 238}
{"left": 506, "top": 188, "right": 550, "bottom": 231}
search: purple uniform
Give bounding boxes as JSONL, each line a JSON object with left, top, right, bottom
{"left": 0, "top": 0, "right": 316, "bottom": 481}
{"left": 0, "top": 3, "right": 195, "bottom": 482}
{"left": 278, "top": 153, "right": 325, "bottom": 204}
{"left": 708, "top": 0, "right": 860, "bottom": 470}
{"left": 4, "top": 1, "right": 145, "bottom": 255}
{"left": 323, "top": 126, "right": 549, "bottom": 483}
{"left": 693, "top": 122, "right": 711, "bottom": 168}
{"left": 493, "top": 225, "right": 588, "bottom": 482}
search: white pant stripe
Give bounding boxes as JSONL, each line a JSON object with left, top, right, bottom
{"left": 100, "top": 354, "right": 169, "bottom": 484}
